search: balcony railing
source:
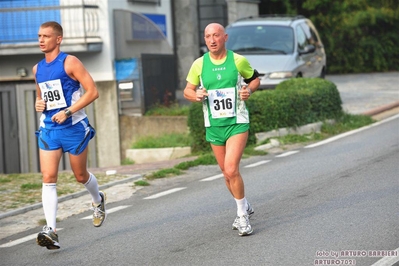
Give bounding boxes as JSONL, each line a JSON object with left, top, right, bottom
{"left": 0, "top": 0, "right": 102, "bottom": 55}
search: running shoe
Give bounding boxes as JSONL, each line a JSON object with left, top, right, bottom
{"left": 237, "top": 214, "right": 253, "bottom": 236}
{"left": 36, "top": 226, "right": 60, "bottom": 250}
{"left": 92, "top": 191, "right": 107, "bottom": 227}
{"left": 232, "top": 202, "right": 254, "bottom": 230}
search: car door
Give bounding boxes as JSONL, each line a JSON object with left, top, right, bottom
{"left": 303, "top": 20, "right": 326, "bottom": 78}
{"left": 295, "top": 24, "right": 315, "bottom": 77}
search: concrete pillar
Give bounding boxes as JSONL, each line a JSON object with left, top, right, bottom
{"left": 226, "top": 0, "right": 260, "bottom": 24}
{"left": 94, "top": 80, "right": 121, "bottom": 167}
{"left": 173, "top": 0, "right": 200, "bottom": 90}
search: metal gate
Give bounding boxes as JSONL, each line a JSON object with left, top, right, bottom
{"left": 141, "top": 54, "right": 177, "bottom": 112}
{"left": 0, "top": 83, "right": 20, "bottom": 173}
{"left": 197, "top": 0, "right": 228, "bottom": 49}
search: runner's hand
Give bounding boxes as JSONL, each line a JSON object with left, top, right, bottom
{"left": 239, "top": 86, "right": 251, "bottom": 100}
{"left": 196, "top": 87, "right": 208, "bottom": 102}
{"left": 51, "top": 111, "right": 68, "bottom": 124}
{"left": 35, "top": 98, "right": 46, "bottom": 112}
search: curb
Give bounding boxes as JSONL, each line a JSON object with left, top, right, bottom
{"left": 0, "top": 174, "right": 142, "bottom": 220}
{"left": 362, "top": 100, "right": 399, "bottom": 116}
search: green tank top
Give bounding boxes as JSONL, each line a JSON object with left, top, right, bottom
{"left": 201, "top": 50, "right": 249, "bottom": 127}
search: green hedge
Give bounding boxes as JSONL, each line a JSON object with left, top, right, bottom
{"left": 187, "top": 102, "right": 211, "bottom": 153}
{"left": 275, "top": 77, "right": 343, "bottom": 120}
{"left": 188, "top": 78, "right": 343, "bottom": 152}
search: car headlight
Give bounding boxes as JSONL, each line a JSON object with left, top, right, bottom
{"left": 269, "top": 72, "right": 293, "bottom": 79}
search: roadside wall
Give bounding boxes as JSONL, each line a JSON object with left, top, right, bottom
{"left": 119, "top": 116, "right": 188, "bottom": 159}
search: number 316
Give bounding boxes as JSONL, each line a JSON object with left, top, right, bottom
{"left": 213, "top": 98, "right": 232, "bottom": 110}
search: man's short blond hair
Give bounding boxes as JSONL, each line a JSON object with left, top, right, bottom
{"left": 40, "top": 21, "right": 63, "bottom": 37}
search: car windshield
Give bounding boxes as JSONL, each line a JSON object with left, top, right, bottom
{"left": 226, "top": 25, "right": 294, "bottom": 54}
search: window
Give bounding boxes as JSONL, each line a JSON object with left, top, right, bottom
{"left": 226, "top": 25, "right": 294, "bottom": 53}
{"left": 296, "top": 25, "right": 309, "bottom": 50}
{"left": 299, "top": 22, "right": 320, "bottom": 46}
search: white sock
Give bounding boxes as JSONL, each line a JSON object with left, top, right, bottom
{"left": 42, "top": 183, "right": 58, "bottom": 231}
{"left": 235, "top": 197, "right": 248, "bottom": 217}
{"left": 84, "top": 172, "right": 102, "bottom": 205}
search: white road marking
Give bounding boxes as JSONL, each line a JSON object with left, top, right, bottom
{"left": 275, "top": 150, "right": 299, "bottom": 157}
{"left": 0, "top": 228, "right": 64, "bottom": 248}
{"left": 143, "top": 187, "right": 187, "bottom": 199}
{"left": 305, "top": 128, "right": 366, "bottom": 148}
{"left": 305, "top": 114, "right": 399, "bottom": 148}
{"left": 244, "top": 160, "right": 271, "bottom": 168}
{"left": 81, "top": 205, "right": 131, "bottom": 220}
{"left": 200, "top": 174, "right": 224, "bottom": 182}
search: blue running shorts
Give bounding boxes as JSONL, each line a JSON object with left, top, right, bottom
{"left": 205, "top": 123, "right": 249, "bottom": 146}
{"left": 36, "top": 118, "right": 96, "bottom": 155}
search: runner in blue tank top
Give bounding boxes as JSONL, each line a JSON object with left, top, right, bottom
{"left": 33, "top": 21, "right": 107, "bottom": 250}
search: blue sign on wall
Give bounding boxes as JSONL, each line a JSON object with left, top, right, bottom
{"left": 131, "top": 12, "right": 166, "bottom": 41}
{"left": 143, "top": 13, "right": 167, "bottom": 37}
{"left": 115, "top": 58, "right": 139, "bottom": 81}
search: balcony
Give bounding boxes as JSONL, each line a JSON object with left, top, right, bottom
{"left": 0, "top": 1, "right": 102, "bottom": 56}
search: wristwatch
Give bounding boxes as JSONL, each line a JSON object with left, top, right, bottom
{"left": 247, "top": 87, "right": 252, "bottom": 95}
{"left": 64, "top": 109, "right": 72, "bottom": 117}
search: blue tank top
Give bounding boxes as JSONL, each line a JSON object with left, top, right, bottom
{"left": 36, "top": 52, "right": 87, "bottom": 129}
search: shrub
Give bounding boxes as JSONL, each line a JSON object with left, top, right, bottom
{"left": 187, "top": 102, "right": 211, "bottom": 153}
{"left": 276, "top": 77, "right": 343, "bottom": 120}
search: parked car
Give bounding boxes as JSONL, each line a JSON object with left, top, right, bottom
{"left": 225, "top": 15, "right": 326, "bottom": 89}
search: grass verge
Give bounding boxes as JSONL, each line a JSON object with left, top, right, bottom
{"left": 0, "top": 172, "right": 131, "bottom": 212}
{"left": 144, "top": 102, "right": 190, "bottom": 116}
{"left": 132, "top": 132, "right": 192, "bottom": 149}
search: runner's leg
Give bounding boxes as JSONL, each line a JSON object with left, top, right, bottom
{"left": 39, "top": 149, "right": 62, "bottom": 231}
{"left": 211, "top": 131, "right": 248, "bottom": 199}
{"left": 69, "top": 147, "right": 101, "bottom": 204}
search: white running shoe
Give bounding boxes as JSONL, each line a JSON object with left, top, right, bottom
{"left": 232, "top": 202, "right": 254, "bottom": 230}
{"left": 36, "top": 226, "right": 60, "bottom": 250}
{"left": 91, "top": 191, "right": 107, "bottom": 227}
{"left": 237, "top": 214, "right": 253, "bottom": 236}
